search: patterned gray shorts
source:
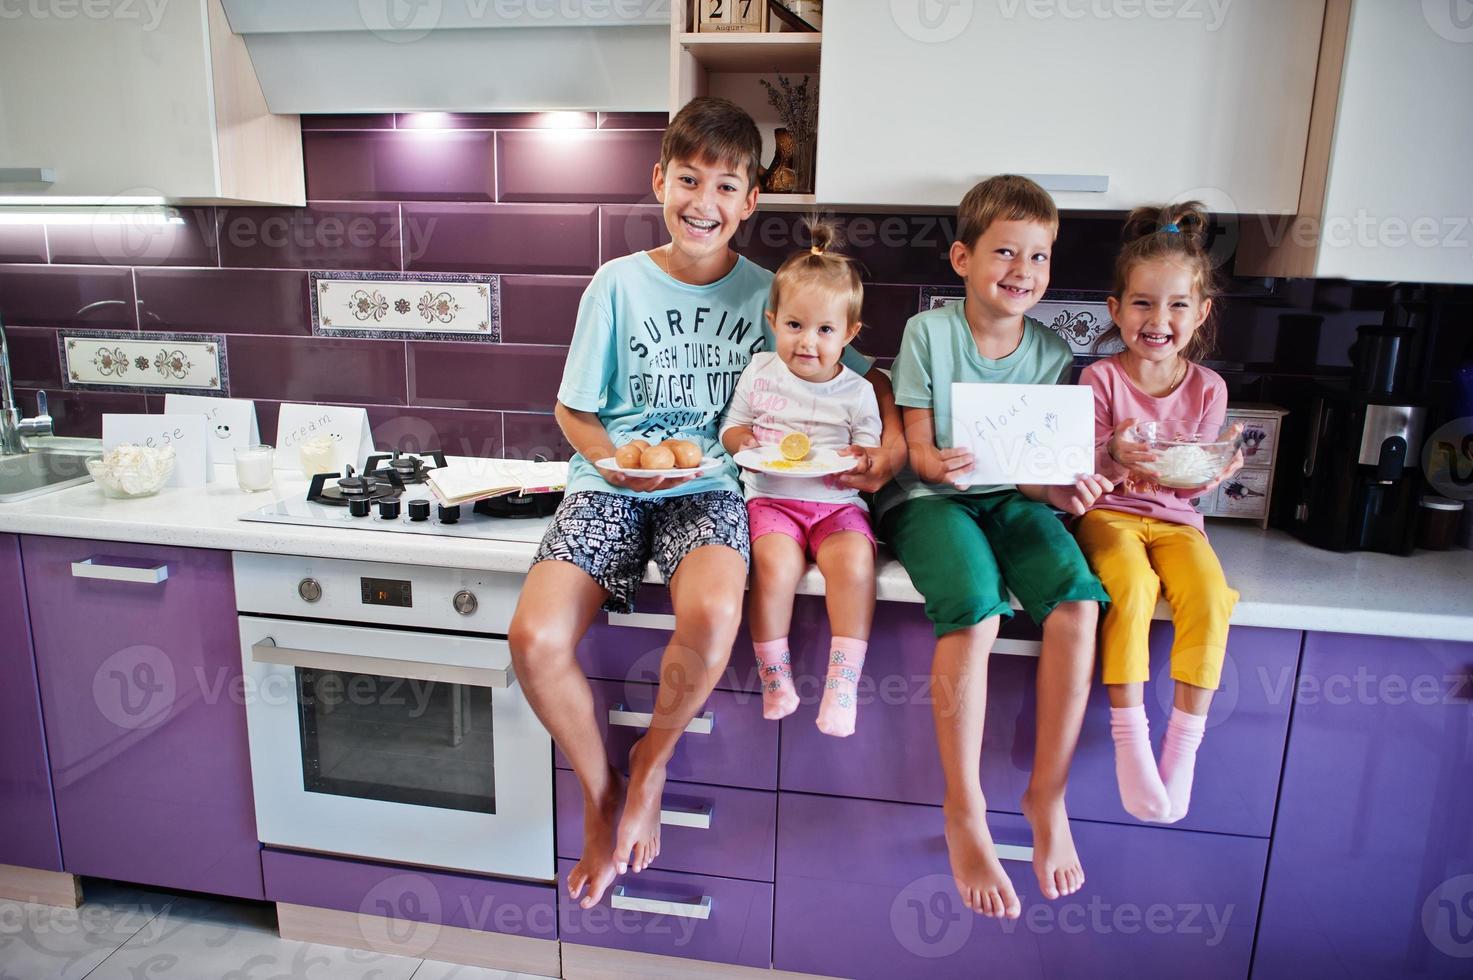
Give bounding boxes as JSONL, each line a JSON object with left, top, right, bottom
{"left": 532, "top": 490, "right": 750, "bottom": 613}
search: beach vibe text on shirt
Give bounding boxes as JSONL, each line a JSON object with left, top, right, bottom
{"left": 625, "top": 303, "right": 767, "bottom": 443}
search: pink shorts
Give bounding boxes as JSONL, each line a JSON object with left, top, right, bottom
{"left": 746, "top": 497, "right": 876, "bottom": 558}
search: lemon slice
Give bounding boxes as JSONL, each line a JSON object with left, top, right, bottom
{"left": 779, "top": 432, "right": 811, "bottom": 462}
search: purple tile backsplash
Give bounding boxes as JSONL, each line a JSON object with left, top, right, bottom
{"left": 46, "top": 207, "right": 218, "bottom": 268}
{"left": 403, "top": 203, "right": 599, "bottom": 276}
{"left": 303, "top": 131, "right": 496, "bottom": 203}
{"left": 1, "top": 111, "right": 1462, "bottom": 460}
{"left": 136, "top": 268, "right": 311, "bottom": 335}
{"left": 497, "top": 130, "right": 661, "bottom": 204}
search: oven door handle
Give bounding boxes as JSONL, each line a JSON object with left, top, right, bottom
{"left": 249, "top": 638, "right": 516, "bottom": 689}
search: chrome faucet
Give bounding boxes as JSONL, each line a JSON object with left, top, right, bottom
{"left": 0, "top": 312, "right": 53, "bottom": 455}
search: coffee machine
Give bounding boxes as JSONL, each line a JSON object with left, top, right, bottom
{"left": 1288, "top": 322, "right": 1427, "bottom": 554}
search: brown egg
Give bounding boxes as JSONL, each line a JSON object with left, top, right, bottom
{"left": 614, "top": 444, "right": 643, "bottom": 469}
{"left": 626, "top": 439, "right": 650, "bottom": 452}
{"left": 640, "top": 444, "right": 676, "bottom": 470}
{"left": 667, "top": 439, "right": 703, "bottom": 468}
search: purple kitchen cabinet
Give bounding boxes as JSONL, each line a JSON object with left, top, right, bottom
{"left": 557, "top": 858, "right": 774, "bottom": 968}
{"left": 0, "top": 533, "right": 61, "bottom": 872}
{"left": 576, "top": 585, "right": 790, "bottom": 695}
{"left": 781, "top": 600, "right": 1298, "bottom": 837}
{"left": 262, "top": 849, "right": 557, "bottom": 940}
{"left": 556, "top": 769, "right": 776, "bottom": 882}
{"left": 775, "top": 793, "right": 1264, "bottom": 980}
{"left": 554, "top": 677, "right": 778, "bottom": 791}
{"left": 21, "top": 536, "right": 263, "bottom": 899}
{"left": 1253, "top": 632, "right": 1473, "bottom": 978}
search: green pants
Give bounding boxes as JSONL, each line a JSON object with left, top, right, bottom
{"left": 882, "top": 490, "right": 1108, "bottom": 637}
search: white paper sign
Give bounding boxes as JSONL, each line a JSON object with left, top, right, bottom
{"left": 164, "top": 394, "right": 259, "bottom": 474}
{"left": 274, "top": 404, "right": 375, "bottom": 474}
{"left": 949, "top": 383, "right": 1096, "bottom": 486}
{"left": 101, "top": 414, "right": 210, "bottom": 488}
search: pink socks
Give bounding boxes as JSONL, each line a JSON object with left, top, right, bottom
{"left": 755, "top": 636, "right": 867, "bottom": 736}
{"left": 1158, "top": 707, "right": 1207, "bottom": 822}
{"left": 816, "top": 636, "right": 867, "bottom": 738}
{"left": 754, "top": 638, "right": 798, "bottom": 720}
{"left": 1110, "top": 705, "right": 1171, "bottom": 822}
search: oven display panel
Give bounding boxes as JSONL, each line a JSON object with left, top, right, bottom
{"left": 361, "top": 577, "right": 412, "bottom": 607}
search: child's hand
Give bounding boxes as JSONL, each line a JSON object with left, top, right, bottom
{"left": 833, "top": 444, "right": 888, "bottom": 493}
{"left": 1044, "top": 474, "right": 1115, "bottom": 516}
{"left": 1189, "top": 430, "right": 1246, "bottom": 496}
{"left": 594, "top": 461, "right": 696, "bottom": 494}
{"left": 915, "top": 443, "right": 975, "bottom": 490}
{"left": 1109, "top": 417, "right": 1157, "bottom": 470}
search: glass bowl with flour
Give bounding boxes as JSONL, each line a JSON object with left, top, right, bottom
{"left": 1130, "top": 420, "right": 1241, "bottom": 491}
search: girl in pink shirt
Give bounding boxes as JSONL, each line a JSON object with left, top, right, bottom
{"left": 1074, "top": 203, "right": 1244, "bottom": 824}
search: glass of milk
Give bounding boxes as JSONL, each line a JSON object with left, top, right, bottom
{"left": 234, "top": 445, "right": 275, "bottom": 492}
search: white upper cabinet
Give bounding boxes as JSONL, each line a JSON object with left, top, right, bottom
{"left": 814, "top": 1, "right": 1325, "bottom": 212}
{"left": 0, "top": 0, "right": 302, "bottom": 205}
{"left": 1238, "top": 1, "right": 1473, "bottom": 285}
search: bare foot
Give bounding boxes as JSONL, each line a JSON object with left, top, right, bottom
{"left": 567, "top": 768, "right": 623, "bottom": 910}
{"left": 614, "top": 737, "right": 666, "bottom": 875}
{"left": 1021, "top": 790, "right": 1084, "bottom": 900}
{"left": 942, "top": 801, "right": 1020, "bottom": 919}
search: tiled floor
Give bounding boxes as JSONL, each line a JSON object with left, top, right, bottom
{"left": 0, "top": 881, "right": 554, "bottom": 980}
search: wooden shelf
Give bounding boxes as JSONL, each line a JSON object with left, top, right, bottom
{"left": 679, "top": 32, "right": 821, "bottom": 73}
{"left": 756, "top": 192, "right": 816, "bottom": 210}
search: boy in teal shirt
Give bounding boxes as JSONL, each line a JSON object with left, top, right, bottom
{"left": 878, "top": 175, "right": 1112, "bottom": 920}
{"left": 510, "top": 97, "right": 900, "bottom": 912}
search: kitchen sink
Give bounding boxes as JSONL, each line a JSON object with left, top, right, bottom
{"left": 0, "top": 438, "right": 100, "bottom": 503}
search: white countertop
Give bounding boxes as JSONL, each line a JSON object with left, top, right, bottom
{"left": 1, "top": 463, "right": 1469, "bottom": 643}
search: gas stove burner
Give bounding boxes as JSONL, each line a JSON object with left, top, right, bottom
{"left": 473, "top": 490, "right": 564, "bottom": 519}
{"left": 364, "top": 449, "right": 448, "bottom": 486}
{"left": 306, "top": 465, "right": 406, "bottom": 507}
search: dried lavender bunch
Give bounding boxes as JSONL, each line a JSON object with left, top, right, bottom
{"left": 760, "top": 73, "right": 817, "bottom": 146}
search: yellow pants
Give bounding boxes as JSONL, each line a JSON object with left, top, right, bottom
{"left": 1074, "top": 509, "right": 1238, "bottom": 688}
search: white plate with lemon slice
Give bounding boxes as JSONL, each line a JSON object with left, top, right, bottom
{"left": 733, "top": 445, "right": 860, "bottom": 478}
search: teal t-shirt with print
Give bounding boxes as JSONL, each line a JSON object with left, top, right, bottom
{"left": 558, "top": 252, "right": 869, "bottom": 498}
{"left": 874, "top": 301, "right": 1073, "bottom": 517}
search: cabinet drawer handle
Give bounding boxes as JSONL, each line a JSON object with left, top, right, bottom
{"left": 70, "top": 557, "right": 168, "bottom": 585}
{"left": 994, "top": 639, "right": 1040, "bottom": 658}
{"left": 995, "top": 843, "right": 1035, "bottom": 863}
{"left": 608, "top": 611, "right": 677, "bottom": 631}
{"left": 610, "top": 886, "right": 711, "bottom": 920}
{"left": 660, "top": 801, "right": 714, "bottom": 829}
{"left": 1018, "top": 173, "right": 1109, "bottom": 193}
{"left": 609, "top": 704, "right": 714, "bottom": 735}
{"left": 0, "top": 167, "right": 55, "bottom": 184}
{"left": 251, "top": 638, "right": 515, "bottom": 689}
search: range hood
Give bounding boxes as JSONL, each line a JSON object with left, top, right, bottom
{"left": 219, "top": 0, "right": 670, "bottom": 114}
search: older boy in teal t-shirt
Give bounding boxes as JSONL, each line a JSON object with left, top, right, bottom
{"left": 509, "top": 97, "right": 897, "bottom": 916}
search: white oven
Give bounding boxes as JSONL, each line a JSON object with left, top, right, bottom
{"left": 233, "top": 553, "right": 552, "bottom": 882}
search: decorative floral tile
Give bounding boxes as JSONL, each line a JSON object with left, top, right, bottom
{"left": 919, "top": 287, "right": 1124, "bottom": 356}
{"left": 60, "top": 331, "right": 226, "bottom": 394}
{"left": 311, "top": 271, "right": 499, "bottom": 341}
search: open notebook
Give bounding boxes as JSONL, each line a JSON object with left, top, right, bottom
{"left": 426, "top": 459, "right": 568, "bottom": 507}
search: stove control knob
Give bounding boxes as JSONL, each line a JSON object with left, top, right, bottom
{"left": 349, "top": 497, "right": 371, "bottom": 518}
{"left": 297, "top": 578, "right": 322, "bottom": 603}
{"left": 453, "top": 590, "right": 478, "bottom": 616}
{"left": 438, "top": 503, "right": 461, "bottom": 524}
{"left": 408, "top": 498, "right": 431, "bottom": 522}
{"left": 378, "top": 498, "right": 401, "bottom": 520}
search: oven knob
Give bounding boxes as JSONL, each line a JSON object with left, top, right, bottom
{"left": 408, "top": 498, "right": 431, "bottom": 522}
{"left": 453, "top": 590, "right": 478, "bottom": 615}
{"left": 378, "top": 497, "right": 401, "bottom": 520}
{"left": 438, "top": 503, "right": 461, "bottom": 524}
{"left": 297, "top": 578, "right": 322, "bottom": 603}
{"left": 349, "top": 497, "right": 371, "bottom": 517}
